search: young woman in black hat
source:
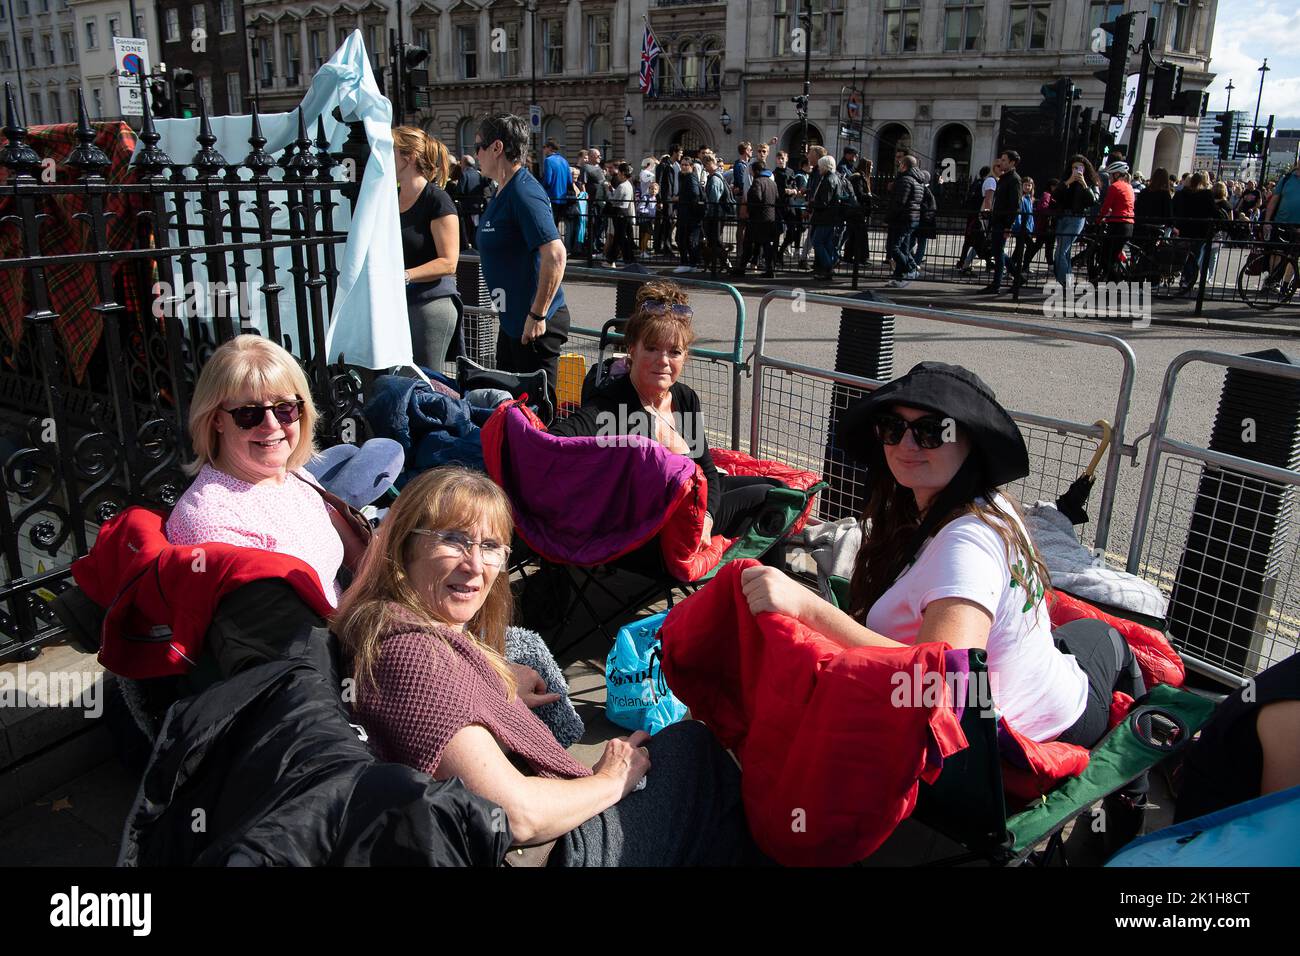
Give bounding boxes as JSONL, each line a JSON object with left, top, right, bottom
{"left": 742, "top": 362, "right": 1146, "bottom": 746}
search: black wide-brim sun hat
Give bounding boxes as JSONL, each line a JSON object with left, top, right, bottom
{"left": 838, "top": 361, "right": 1030, "bottom": 488}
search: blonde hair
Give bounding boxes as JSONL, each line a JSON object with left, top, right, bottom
{"left": 626, "top": 279, "right": 698, "bottom": 352}
{"left": 185, "top": 335, "right": 318, "bottom": 477}
{"left": 392, "top": 125, "right": 451, "bottom": 187}
{"left": 332, "top": 466, "right": 516, "bottom": 698}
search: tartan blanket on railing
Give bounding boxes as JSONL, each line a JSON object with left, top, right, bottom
{"left": 0, "top": 121, "right": 151, "bottom": 383}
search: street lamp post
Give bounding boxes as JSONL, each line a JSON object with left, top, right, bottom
{"left": 1251, "top": 57, "right": 1269, "bottom": 178}
{"left": 799, "top": 9, "right": 811, "bottom": 162}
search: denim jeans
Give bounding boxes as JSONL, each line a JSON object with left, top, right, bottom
{"left": 911, "top": 236, "right": 928, "bottom": 268}
{"left": 1053, "top": 215, "right": 1086, "bottom": 284}
{"left": 888, "top": 221, "right": 917, "bottom": 278}
{"left": 811, "top": 224, "right": 842, "bottom": 273}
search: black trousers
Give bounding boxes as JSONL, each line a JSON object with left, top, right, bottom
{"left": 1053, "top": 618, "right": 1147, "bottom": 749}
{"left": 712, "top": 475, "right": 783, "bottom": 538}
{"left": 493, "top": 305, "right": 571, "bottom": 412}
{"left": 676, "top": 214, "right": 702, "bottom": 265}
{"left": 611, "top": 215, "right": 637, "bottom": 264}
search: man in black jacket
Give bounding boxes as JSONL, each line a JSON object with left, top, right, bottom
{"left": 982, "top": 150, "right": 1022, "bottom": 294}
{"left": 654, "top": 146, "right": 682, "bottom": 255}
{"left": 673, "top": 155, "right": 705, "bottom": 272}
{"left": 885, "top": 153, "right": 925, "bottom": 285}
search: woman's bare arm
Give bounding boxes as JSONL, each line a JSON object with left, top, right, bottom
{"left": 404, "top": 214, "right": 461, "bottom": 282}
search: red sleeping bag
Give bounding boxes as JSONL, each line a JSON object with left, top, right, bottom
{"left": 1048, "top": 590, "right": 1184, "bottom": 688}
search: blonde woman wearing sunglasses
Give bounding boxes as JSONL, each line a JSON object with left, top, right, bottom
{"left": 165, "top": 335, "right": 368, "bottom": 607}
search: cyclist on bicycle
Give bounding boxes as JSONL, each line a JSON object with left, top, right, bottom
{"left": 1097, "top": 160, "right": 1135, "bottom": 280}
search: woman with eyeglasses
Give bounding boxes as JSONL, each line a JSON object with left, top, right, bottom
{"left": 334, "top": 466, "right": 759, "bottom": 866}
{"left": 740, "top": 362, "right": 1146, "bottom": 750}
{"left": 473, "top": 113, "right": 570, "bottom": 410}
{"left": 166, "top": 335, "right": 369, "bottom": 607}
{"left": 549, "top": 280, "right": 784, "bottom": 549}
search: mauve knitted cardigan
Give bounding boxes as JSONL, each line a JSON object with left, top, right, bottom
{"left": 356, "top": 604, "right": 591, "bottom": 780}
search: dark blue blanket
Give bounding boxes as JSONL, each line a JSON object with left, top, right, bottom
{"left": 363, "top": 375, "right": 493, "bottom": 483}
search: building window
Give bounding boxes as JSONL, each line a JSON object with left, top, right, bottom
{"left": 39, "top": 0, "right": 47, "bottom": 11}
{"left": 108, "top": 15, "right": 120, "bottom": 38}
{"left": 48, "top": 90, "right": 60, "bottom": 119}
{"left": 23, "top": 36, "right": 35, "bottom": 67}
{"left": 84, "top": 19, "right": 98, "bottom": 50}
{"left": 542, "top": 17, "right": 563, "bottom": 75}
{"left": 1148, "top": 4, "right": 1164, "bottom": 45}
{"left": 493, "top": 18, "right": 520, "bottom": 78}
{"left": 457, "top": 117, "right": 477, "bottom": 160}
{"left": 18, "top": 0, "right": 28, "bottom": 15}
{"left": 135, "top": 14, "right": 145, "bottom": 35}
{"left": 703, "top": 40, "right": 721, "bottom": 90}
{"left": 1087, "top": 2, "right": 1126, "bottom": 47}
{"left": 587, "top": 13, "right": 610, "bottom": 73}
{"left": 310, "top": 29, "right": 326, "bottom": 70}
{"left": 883, "top": 0, "right": 921, "bottom": 53}
{"left": 258, "top": 36, "right": 275, "bottom": 87}
{"left": 943, "top": 1, "right": 983, "bottom": 52}
{"left": 62, "top": 31, "right": 75, "bottom": 62}
{"left": 30, "top": 93, "right": 42, "bottom": 126}
{"left": 413, "top": 26, "right": 433, "bottom": 69}
{"left": 777, "top": 0, "right": 845, "bottom": 56}
{"left": 92, "top": 87, "right": 103, "bottom": 118}
{"left": 226, "top": 71, "right": 241, "bottom": 113}
{"left": 219, "top": 0, "right": 235, "bottom": 34}
{"left": 0, "top": 41, "right": 10, "bottom": 71}
{"left": 165, "top": 8, "right": 181, "bottom": 43}
{"left": 366, "top": 24, "right": 384, "bottom": 68}
{"left": 198, "top": 74, "right": 212, "bottom": 109}
{"left": 457, "top": 24, "right": 477, "bottom": 79}
{"left": 1008, "top": 2, "right": 1048, "bottom": 50}
{"left": 284, "top": 33, "right": 301, "bottom": 84}
{"left": 191, "top": 5, "right": 205, "bottom": 36}
{"left": 1171, "top": 0, "right": 1196, "bottom": 51}
{"left": 586, "top": 114, "right": 612, "bottom": 153}
{"left": 41, "top": 33, "right": 54, "bottom": 65}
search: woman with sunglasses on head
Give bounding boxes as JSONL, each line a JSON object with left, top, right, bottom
{"left": 166, "top": 335, "right": 368, "bottom": 607}
{"left": 335, "top": 466, "right": 759, "bottom": 866}
{"left": 549, "top": 280, "right": 784, "bottom": 549}
{"left": 741, "top": 363, "right": 1146, "bottom": 749}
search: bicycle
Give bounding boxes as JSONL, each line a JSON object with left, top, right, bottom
{"left": 1236, "top": 233, "right": 1299, "bottom": 311}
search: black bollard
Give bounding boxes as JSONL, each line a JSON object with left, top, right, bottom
{"left": 820, "top": 290, "right": 896, "bottom": 521}
{"left": 1168, "top": 348, "right": 1300, "bottom": 675}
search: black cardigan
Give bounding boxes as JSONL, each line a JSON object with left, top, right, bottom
{"left": 548, "top": 372, "right": 722, "bottom": 517}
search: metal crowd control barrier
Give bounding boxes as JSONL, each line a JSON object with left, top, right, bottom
{"left": 1126, "top": 350, "right": 1300, "bottom": 685}
{"left": 455, "top": 254, "right": 747, "bottom": 450}
{"left": 748, "top": 290, "right": 1139, "bottom": 557}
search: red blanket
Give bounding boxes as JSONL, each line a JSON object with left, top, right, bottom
{"left": 73, "top": 507, "right": 334, "bottom": 679}
{"left": 659, "top": 560, "right": 969, "bottom": 866}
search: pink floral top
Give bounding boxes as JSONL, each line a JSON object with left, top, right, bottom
{"left": 165, "top": 464, "right": 345, "bottom": 606}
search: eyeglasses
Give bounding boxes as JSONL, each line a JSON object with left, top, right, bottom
{"left": 872, "top": 412, "right": 952, "bottom": 450}
{"left": 411, "top": 529, "right": 511, "bottom": 568}
{"left": 639, "top": 301, "right": 694, "bottom": 320}
{"left": 221, "top": 400, "right": 304, "bottom": 430}
{"left": 474, "top": 139, "right": 497, "bottom": 153}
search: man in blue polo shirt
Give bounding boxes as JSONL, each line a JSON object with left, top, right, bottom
{"left": 475, "top": 114, "right": 569, "bottom": 407}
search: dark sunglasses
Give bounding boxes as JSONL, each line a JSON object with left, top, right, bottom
{"left": 873, "top": 412, "right": 951, "bottom": 450}
{"left": 221, "top": 400, "right": 304, "bottom": 430}
{"left": 473, "top": 139, "right": 497, "bottom": 153}
{"left": 640, "top": 301, "right": 693, "bottom": 319}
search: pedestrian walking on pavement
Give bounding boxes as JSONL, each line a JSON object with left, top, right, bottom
{"left": 885, "top": 153, "right": 925, "bottom": 287}
{"left": 982, "top": 150, "right": 1022, "bottom": 294}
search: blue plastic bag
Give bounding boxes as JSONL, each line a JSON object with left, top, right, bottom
{"left": 604, "top": 612, "right": 689, "bottom": 735}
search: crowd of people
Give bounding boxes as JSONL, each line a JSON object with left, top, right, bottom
{"left": 123, "top": 110, "right": 1300, "bottom": 866}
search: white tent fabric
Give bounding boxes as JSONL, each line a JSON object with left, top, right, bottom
{"left": 143, "top": 31, "right": 410, "bottom": 370}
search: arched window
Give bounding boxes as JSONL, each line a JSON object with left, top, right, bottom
{"left": 586, "top": 115, "right": 613, "bottom": 154}
{"left": 457, "top": 117, "right": 478, "bottom": 162}
{"left": 542, "top": 116, "right": 566, "bottom": 151}
{"left": 702, "top": 40, "right": 721, "bottom": 92}
{"left": 679, "top": 42, "right": 698, "bottom": 93}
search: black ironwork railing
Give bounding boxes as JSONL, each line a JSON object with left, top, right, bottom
{"left": 0, "top": 81, "right": 366, "bottom": 660}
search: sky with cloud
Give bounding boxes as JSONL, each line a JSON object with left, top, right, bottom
{"left": 1205, "top": 0, "right": 1300, "bottom": 128}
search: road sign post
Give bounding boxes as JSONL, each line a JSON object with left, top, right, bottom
{"left": 113, "top": 36, "right": 151, "bottom": 117}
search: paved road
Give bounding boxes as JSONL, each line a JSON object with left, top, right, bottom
{"left": 555, "top": 272, "right": 1299, "bottom": 566}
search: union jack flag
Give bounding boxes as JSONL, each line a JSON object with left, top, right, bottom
{"left": 639, "top": 22, "right": 662, "bottom": 95}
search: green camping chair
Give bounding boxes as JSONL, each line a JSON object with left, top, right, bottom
{"left": 826, "top": 575, "right": 1218, "bottom": 865}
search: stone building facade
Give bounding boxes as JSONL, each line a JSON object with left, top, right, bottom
{"left": 1, "top": 0, "right": 81, "bottom": 125}
{"left": 154, "top": 0, "right": 250, "bottom": 116}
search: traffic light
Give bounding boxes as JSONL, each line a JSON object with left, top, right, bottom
{"left": 1149, "top": 63, "right": 1182, "bottom": 118}
{"left": 1075, "top": 106, "right": 1095, "bottom": 155}
{"left": 172, "top": 68, "right": 197, "bottom": 118}
{"left": 401, "top": 43, "right": 430, "bottom": 111}
{"left": 1249, "top": 128, "right": 1265, "bottom": 156}
{"left": 1211, "top": 111, "right": 1233, "bottom": 160}
{"left": 1039, "top": 77, "right": 1075, "bottom": 138}
{"left": 1093, "top": 12, "right": 1135, "bottom": 115}
{"left": 148, "top": 76, "right": 172, "bottom": 118}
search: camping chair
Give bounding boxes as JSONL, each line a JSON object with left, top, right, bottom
{"left": 482, "top": 401, "right": 825, "bottom": 657}
{"left": 824, "top": 576, "right": 1218, "bottom": 865}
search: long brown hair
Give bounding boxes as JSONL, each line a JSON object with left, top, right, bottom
{"left": 332, "top": 466, "right": 515, "bottom": 698}
{"left": 848, "top": 440, "right": 1051, "bottom": 622}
